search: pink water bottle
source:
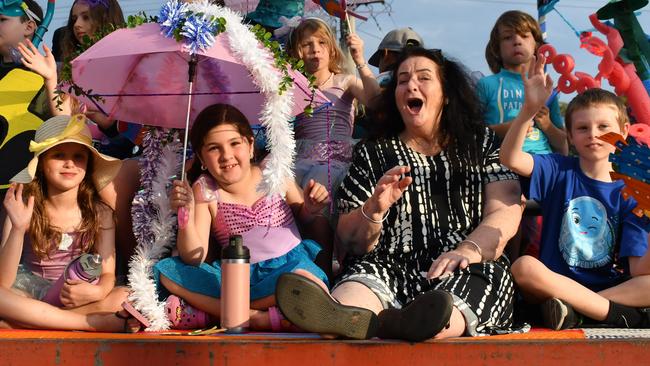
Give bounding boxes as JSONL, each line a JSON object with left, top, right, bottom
{"left": 42, "top": 253, "right": 102, "bottom": 307}
{"left": 220, "top": 235, "right": 250, "bottom": 333}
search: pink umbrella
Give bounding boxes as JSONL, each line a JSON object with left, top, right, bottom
{"left": 71, "top": 22, "right": 327, "bottom": 129}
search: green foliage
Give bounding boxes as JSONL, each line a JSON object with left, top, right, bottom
{"left": 127, "top": 12, "right": 158, "bottom": 28}
{"left": 250, "top": 24, "right": 318, "bottom": 116}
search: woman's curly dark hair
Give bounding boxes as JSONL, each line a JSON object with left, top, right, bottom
{"left": 370, "top": 47, "right": 486, "bottom": 165}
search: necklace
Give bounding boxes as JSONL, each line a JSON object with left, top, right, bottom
{"left": 405, "top": 135, "right": 440, "bottom": 155}
{"left": 317, "top": 72, "right": 334, "bottom": 89}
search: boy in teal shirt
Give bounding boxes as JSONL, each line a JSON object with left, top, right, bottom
{"left": 478, "top": 10, "right": 567, "bottom": 155}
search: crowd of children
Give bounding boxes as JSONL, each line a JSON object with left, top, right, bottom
{"left": 1, "top": 0, "right": 649, "bottom": 340}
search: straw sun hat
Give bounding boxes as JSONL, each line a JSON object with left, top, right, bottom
{"left": 10, "top": 115, "right": 122, "bottom": 191}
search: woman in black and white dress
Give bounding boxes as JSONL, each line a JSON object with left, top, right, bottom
{"left": 276, "top": 47, "right": 524, "bottom": 341}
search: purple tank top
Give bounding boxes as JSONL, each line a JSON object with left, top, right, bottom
{"left": 194, "top": 175, "right": 302, "bottom": 264}
{"left": 294, "top": 74, "right": 355, "bottom": 163}
{"left": 21, "top": 232, "right": 84, "bottom": 281}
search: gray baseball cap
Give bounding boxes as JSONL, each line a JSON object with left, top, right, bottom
{"left": 368, "top": 28, "right": 424, "bottom": 67}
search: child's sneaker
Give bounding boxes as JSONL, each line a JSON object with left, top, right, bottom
{"left": 165, "top": 295, "right": 210, "bottom": 329}
{"left": 636, "top": 307, "right": 650, "bottom": 328}
{"left": 541, "top": 298, "right": 580, "bottom": 330}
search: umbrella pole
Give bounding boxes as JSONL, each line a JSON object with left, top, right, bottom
{"left": 178, "top": 55, "right": 199, "bottom": 230}
{"left": 181, "top": 54, "right": 199, "bottom": 181}
{"left": 180, "top": 82, "right": 194, "bottom": 181}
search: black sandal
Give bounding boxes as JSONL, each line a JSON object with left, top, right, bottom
{"left": 275, "top": 273, "right": 379, "bottom": 340}
{"left": 376, "top": 289, "right": 454, "bottom": 342}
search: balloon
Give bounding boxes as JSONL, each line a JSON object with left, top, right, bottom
{"left": 538, "top": 43, "right": 556, "bottom": 61}
{"left": 576, "top": 72, "right": 599, "bottom": 92}
{"left": 557, "top": 73, "right": 578, "bottom": 94}
{"left": 552, "top": 53, "right": 575, "bottom": 75}
{"left": 539, "top": 14, "right": 650, "bottom": 125}
{"left": 629, "top": 123, "right": 650, "bottom": 146}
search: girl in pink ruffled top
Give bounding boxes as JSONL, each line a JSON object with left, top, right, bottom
{"left": 155, "top": 104, "right": 330, "bottom": 331}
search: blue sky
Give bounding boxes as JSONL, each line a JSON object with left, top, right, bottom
{"left": 353, "top": 0, "right": 650, "bottom": 101}
{"left": 40, "top": 0, "right": 650, "bottom": 101}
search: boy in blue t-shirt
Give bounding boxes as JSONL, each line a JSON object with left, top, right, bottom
{"left": 501, "top": 56, "right": 650, "bottom": 330}
{"left": 478, "top": 10, "right": 566, "bottom": 155}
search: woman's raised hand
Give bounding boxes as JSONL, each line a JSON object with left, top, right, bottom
{"left": 303, "top": 179, "right": 330, "bottom": 215}
{"left": 364, "top": 166, "right": 412, "bottom": 220}
{"left": 522, "top": 54, "right": 553, "bottom": 113}
{"left": 3, "top": 184, "right": 34, "bottom": 232}
{"left": 17, "top": 39, "right": 57, "bottom": 83}
{"left": 170, "top": 180, "right": 194, "bottom": 211}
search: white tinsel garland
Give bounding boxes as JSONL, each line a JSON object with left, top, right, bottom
{"left": 128, "top": 1, "right": 296, "bottom": 330}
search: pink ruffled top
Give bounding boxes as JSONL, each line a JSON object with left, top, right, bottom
{"left": 22, "top": 232, "right": 84, "bottom": 281}
{"left": 194, "top": 174, "right": 302, "bottom": 264}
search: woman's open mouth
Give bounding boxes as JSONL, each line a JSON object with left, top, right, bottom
{"left": 407, "top": 98, "right": 423, "bottom": 114}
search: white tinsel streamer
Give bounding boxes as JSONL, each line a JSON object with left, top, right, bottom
{"left": 187, "top": 1, "right": 296, "bottom": 196}
{"left": 128, "top": 137, "right": 181, "bottom": 331}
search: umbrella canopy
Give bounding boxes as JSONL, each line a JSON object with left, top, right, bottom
{"left": 71, "top": 22, "right": 327, "bottom": 129}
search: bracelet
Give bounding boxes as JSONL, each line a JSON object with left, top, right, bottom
{"left": 356, "top": 62, "right": 367, "bottom": 70}
{"left": 360, "top": 202, "right": 388, "bottom": 224}
{"left": 459, "top": 239, "right": 483, "bottom": 257}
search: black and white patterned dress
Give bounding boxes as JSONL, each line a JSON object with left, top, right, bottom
{"left": 336, "top": 129, "right": 522, "bottom": 335}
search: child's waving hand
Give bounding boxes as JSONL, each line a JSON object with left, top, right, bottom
{"left": 3, "top": 184, "right": 34, "bottom": 232}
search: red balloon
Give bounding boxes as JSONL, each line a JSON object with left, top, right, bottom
{"left": 629, "top": 124, "right": 650, "bottom": 146}
{"left": 552, "top": 54, "right": 575, "bottom": 75}
{"left": 538, "top": 44, "right": 556, "bottom": 63}
{"left": 538, "top": 15, "right": 650, "bottom": 126}
{"left": 575, "top": 72, "right": 599, "bottom": 93}
{"left": 608, "top": 63, "right": 630, "bottom": 94}
{"left": 558, "top": 73, "right": 578, "bottom": 94}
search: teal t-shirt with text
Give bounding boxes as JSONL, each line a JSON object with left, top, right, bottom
{"left": 477, "top": 68, "right": 564, "bottom": 154}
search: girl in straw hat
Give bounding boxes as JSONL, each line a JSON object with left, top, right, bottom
{"left": 0, "top": 115, "right": 138, "bottom": 331}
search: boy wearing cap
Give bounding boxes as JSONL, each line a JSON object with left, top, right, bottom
{"left": 368, "top": 27, "right": 423, "bottom": 88}
{"left": 369, "top": 27, "right": 423, "bottom": 73}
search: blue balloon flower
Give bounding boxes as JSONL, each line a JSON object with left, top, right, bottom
{"left": 181, "top": 15, "right": 217, "bottom": 54}
{"left": 159, "top": 0, "right": 188, "bottom": 38}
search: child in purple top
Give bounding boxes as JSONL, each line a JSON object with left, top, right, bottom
{"left": 155, "top": 104, "right": 330, "bottom": 331}
{"left": 287, "top": 19, "right": 380, "bottom": 212}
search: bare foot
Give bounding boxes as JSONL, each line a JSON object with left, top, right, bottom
{"left": 88, "top": 311, "right": 142, "bottom": 333}
{"left": 0, "top": 319, "right": 16, "bottom": 329}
